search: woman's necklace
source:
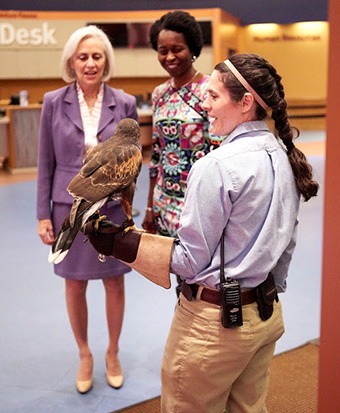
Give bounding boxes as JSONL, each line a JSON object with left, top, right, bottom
{"left": 171, "top": 70, "right": 199, "bottom": 89}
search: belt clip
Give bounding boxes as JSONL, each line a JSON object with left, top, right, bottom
{"left": 196, "top": 285, "right": 205, "bottom": 301}
{"left": 182, "top": 281, "right": 193, "bottom": 301}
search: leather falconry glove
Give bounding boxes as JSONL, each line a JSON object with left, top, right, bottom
{"left": 83, "top": 214, "right": 174, "bottom": 289}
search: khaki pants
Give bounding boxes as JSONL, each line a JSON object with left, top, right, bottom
{"left": 161, "top": 292, "right": 284, "bottom": 413}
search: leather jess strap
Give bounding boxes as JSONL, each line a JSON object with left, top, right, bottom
{"left": 181, "top": 282, "right": 256, "bottom": 306}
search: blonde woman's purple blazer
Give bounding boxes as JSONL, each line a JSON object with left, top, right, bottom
{"left": 36, "top": 82, "right": 138, "bottom": 220}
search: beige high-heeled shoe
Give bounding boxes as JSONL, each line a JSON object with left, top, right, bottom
{"left": 76, "top": 378, "right": 93, "bottom": 394}
{"left": 76, "top": 355, "right": 93, "bottom": 394}
{"left": 107, "top": 373, "right": 124, "bottom": 389}
{"left": 106, "top": 354, "right": 124, "bottom": 389}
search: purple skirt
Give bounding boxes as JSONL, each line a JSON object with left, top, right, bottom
{"left": 52, "top": 201, "right": 131, "bottom": 280}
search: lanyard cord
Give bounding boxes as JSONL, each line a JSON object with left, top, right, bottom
{"left": 220, "top": 228, "right": 226, "bottom": 285}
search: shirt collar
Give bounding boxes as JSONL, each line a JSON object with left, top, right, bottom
{"left": 221, "top": 120, "right": 270, "bottom": 147}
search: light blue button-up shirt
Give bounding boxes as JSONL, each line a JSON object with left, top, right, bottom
{"left": 171, "top": 121, "right": 300, "bottom": 292}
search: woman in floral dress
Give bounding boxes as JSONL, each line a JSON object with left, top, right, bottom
{"left": 142, "top": 11, "right": 224, "bottom": 238}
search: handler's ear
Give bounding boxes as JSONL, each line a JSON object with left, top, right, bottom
{"left": 241, "top": 92, "right": 255, "bottom": 113}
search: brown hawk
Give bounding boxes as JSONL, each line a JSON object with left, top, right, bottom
{"left": 48, "top": 118, "right": 143, "bottom": 264}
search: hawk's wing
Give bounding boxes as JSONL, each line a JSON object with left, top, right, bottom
{"left": 68, "top": 141, "right": 142, "bottom": 203}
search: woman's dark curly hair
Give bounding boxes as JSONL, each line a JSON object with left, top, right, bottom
{"left": 149, "top": 11, "right": 203, "bottom": 57}
{"left": 215, "top": 53, "right": 319, "bottom": 202}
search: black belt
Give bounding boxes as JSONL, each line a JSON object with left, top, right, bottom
{"left": 181, "top": 281, "right": 256, "bottom": 307}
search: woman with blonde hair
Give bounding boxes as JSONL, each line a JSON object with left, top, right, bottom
{"left": 37, "top": 25, "right": 138, "bottom": 394}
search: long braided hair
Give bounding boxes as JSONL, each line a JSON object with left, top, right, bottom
{"left": 215, "top": 53, "right": 319, "bottom": 201}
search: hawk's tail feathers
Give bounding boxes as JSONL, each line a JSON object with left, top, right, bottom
{"left": 48, "top": 215, "right": 83, "bottom": 264}
{"left": 48, "top": 248, "right": 68, "bottom": 264}
{"left": 48, "top": 198, "right": 108, "bottom": 264}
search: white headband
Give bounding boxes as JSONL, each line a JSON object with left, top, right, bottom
{"left": 224, "top": 59, "right": 268, "bottom": 110}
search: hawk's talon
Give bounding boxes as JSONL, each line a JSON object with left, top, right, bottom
{"left": 121, "top": 218, "right": 135, "bottom": 228}
{"left": 94, "top": 214, "right": 107, "bottom": 230}
{"left": 120, "top": 224, "right": 145, "bottom": 236}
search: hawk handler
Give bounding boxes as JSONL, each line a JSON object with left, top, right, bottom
{"left": 85, "top": 53, "right": 319, "bottom": 413}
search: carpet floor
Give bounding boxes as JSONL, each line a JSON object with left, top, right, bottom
{"left": 113, "top": 342, "right": 318, "bottom": 413}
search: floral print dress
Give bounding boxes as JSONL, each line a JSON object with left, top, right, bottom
{"left": 149, "top": 76, "right": 224, "bottom": 237}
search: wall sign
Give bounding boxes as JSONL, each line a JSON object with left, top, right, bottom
{"left": 253, "top": 34, "right": 321, "bottom": 42}
{"left": 0, "top": 22, "right": 57, "bottom": 46}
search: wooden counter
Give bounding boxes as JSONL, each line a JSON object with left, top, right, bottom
{"left": 137, "top": 108, "right": 153, "bottom": 149}
{"left": 7, "top": 104, "right": 42, "bottom": 172}
{"left": 0, "top": 116, "right": 10, "bottom": 168}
